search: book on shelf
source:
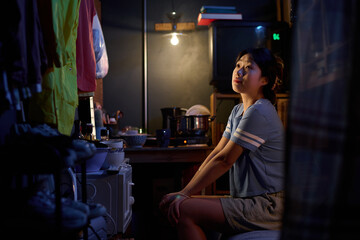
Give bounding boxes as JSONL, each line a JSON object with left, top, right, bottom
{"left": 201, "top": 9, "right": 237, "bottom": 14}
{"left": 197, "top": 13, "right": 243, "bottom": 26}
{"left": 200, "top": 5, "right": 237, "bottom": 14}
{"left": 200, "top": 6, "right": 236, "bottom": 11}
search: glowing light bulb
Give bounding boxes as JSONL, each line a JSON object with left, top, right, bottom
{"left": 170, "top": 33, "right": 179, "bottom": 46}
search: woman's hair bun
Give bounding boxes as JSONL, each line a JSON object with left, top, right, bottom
{"left": 273, "top": 55, "right": 284, "bottom": 91}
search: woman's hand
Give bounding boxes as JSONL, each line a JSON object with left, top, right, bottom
{"left": 159, "top": 192, "right": 190, "bottom": 226}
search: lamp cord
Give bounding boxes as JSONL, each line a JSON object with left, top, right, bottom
{"left": 171, "top": 0, "right": 175, "bottom": 13}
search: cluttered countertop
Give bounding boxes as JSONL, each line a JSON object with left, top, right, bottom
{"left": 124, "top": 144, "right": 213, "bottom": 152}
{"left": 94, "top": 104, "right": 215, "bottom": 163}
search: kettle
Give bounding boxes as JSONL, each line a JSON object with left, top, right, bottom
{"left": 161, "top": 107, "right": 187, "bottom": 137}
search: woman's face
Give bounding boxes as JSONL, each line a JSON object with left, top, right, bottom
{"left": 232, "top": 54, "right": 267, "bottom": 95}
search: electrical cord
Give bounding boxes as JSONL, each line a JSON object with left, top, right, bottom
{"left": 105, "top": 212, "right": 117, "bottom": 235}
{"left": 88, "top": 223, "right": 102, "bottom": 240}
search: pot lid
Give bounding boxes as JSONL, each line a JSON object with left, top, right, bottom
{"left": 185, "top": 105, "right": 210, "bottom": 116}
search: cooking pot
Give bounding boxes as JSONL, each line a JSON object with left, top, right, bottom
{"left": 161, "top": 107, "right": 187, "bottom": 137}
{"left": 176, "top": 115, "right": 216, "bottom": 137}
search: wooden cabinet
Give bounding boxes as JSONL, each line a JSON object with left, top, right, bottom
{"left": 210, "top": 92, "right": 242, "bottom": 146}
{"left": 276, "top": 93, "right": 290, "bottom": 129}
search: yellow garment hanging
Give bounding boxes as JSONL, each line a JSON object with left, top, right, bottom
{"left": 29, "top": 0, "right": 81, "bottom": 135}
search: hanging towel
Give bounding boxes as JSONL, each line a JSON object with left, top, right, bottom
{"left": 76, "top": 0, "right": 97, "bottom": 92}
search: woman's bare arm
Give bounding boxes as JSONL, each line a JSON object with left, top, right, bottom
{"left": 160, "top": 139, "right": 244, "bottom": 224}
{"left": 181, "top": 139, "right": 243, "bottom": 196}
{"left": 184, "top": 137, "right": 229, "bottom": 189}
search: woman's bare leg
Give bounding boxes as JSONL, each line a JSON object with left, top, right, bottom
{"left": 176, "top": 198, "right": 232, "bottom": 240}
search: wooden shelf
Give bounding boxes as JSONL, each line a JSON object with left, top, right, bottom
{"left": 211, "top": 92, "right": 242, "bottom": 99}
{"left": 210, "top": 92, "right": 241, "bottom": 146}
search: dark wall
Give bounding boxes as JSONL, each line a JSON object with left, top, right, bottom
{"left": 102, "top": 0, "right": 143, "bottom": 131}
{"left": 102, "top": 0, "right": 277, "bottom": 134}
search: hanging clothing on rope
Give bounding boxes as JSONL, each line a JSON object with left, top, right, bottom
{"left": 76, "top": 0, "right": 97, "bottom": 92}
{"left": 29, "top": 0, "right": 81, "bottom": 136}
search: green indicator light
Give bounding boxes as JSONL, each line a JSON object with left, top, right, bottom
{"left": 273, "top": 33, "right": 280, "bottom": 40}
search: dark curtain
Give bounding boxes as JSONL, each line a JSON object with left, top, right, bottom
{"left": 282, "top": 0, "right": 360, "bottom": 239}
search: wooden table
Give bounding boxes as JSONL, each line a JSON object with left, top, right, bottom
{"left": 125, "top": 145, "right": 213, "bottom": 163}
{"left": 125, "top": 145, "right": 214, "bottom": 194}
{"left": 124, "top": 145, "right": 214, "bottom": 239}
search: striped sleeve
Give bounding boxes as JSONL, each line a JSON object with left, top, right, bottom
{"left": 233, "top": 128, "right": 265, "bottom": 148}
{"left": 223, "top": 105, "right": 240, "bottom": 140}
{"left": 223, "top": 118, "right": 233, "bottom": 140}
{"left": 230, "top": 108, "right": 268, "bottom": 152}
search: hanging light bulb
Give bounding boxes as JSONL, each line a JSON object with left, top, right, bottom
{"left": 170, "top": 33, "right": 179, "bottom": 46}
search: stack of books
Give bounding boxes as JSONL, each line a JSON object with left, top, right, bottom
{"left": 197, "top": 6, "right": 242, "bottom": 26}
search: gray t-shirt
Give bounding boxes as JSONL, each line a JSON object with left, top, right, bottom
{"left": 223, "top": 98, "right": 285, "bottom": 197}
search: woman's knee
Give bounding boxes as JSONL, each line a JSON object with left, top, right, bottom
{"left": 177, "top": 200, "right": 208, "bottom": 239}
{"left": 178, "top": 198, "right": 216, "bottom": 225}
{"left": 178, "top": 199, "right": 195, "bottom": 223}
{"left": 177, "top": 198, "right": 229, "bottom": 233}
{"left": 178, "top": 198, "right": 208, "bottom": 229}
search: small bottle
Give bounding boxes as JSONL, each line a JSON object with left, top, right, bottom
{"left": 84, "top": 123, "right": 93, "bottom": 141}
{"left": 101, "top": 128, "right": 109, "bottom": 140}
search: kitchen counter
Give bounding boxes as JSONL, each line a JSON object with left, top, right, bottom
{"left": 124, "top": 145, "right": 214, "bottom": 164}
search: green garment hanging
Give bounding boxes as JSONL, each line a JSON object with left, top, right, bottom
{"left": 29, "top": 0, "right": 81, "bottom": 136}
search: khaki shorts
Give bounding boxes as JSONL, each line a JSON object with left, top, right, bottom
{"left": 220, "top": 191, "right": 284, "bottom": 234}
